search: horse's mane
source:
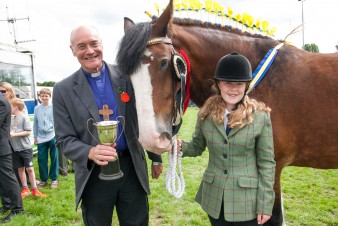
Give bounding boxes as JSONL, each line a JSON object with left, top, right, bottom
{"left": 116, "top": 22, "right": 152, "bottom": 75}
{"left": 172, "top": 17, "right": 274, "bottom": 41}
{"left": 116, "top": 16, "right": 279, "bottom": 76}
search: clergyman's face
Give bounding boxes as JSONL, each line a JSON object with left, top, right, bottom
{"left": 70, "top": 26, "right": 103, "bottom": 73}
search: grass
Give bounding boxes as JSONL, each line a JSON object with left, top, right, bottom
{"left": 2, "top": 107, "right": 337, "bottom": 225}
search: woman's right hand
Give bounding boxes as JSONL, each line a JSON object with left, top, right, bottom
{"left": 177, "top": 138, "right": 183, "bottom": 152}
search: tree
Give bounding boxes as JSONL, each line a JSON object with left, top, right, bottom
{"left": 303, "top": 43, "right": 319, "bottom": 53}
{"left": 335, "top": 43, "right": 338, "bottom": 52}
{"left": 37, "top": 81, "right": 56, "bottom": 87}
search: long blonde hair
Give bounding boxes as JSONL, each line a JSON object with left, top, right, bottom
{"left": 199, "top": 83, "right": 271, "bottom": 129}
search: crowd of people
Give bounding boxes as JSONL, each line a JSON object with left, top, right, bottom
{"left": 0, "top": 25, "right": 276, "bottom": 225}
{"left": 0, "top": 82, "right": 70, "bottom": 223}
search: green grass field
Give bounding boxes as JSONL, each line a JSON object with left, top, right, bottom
{"left": 2, "top": 107, "right": 337, "bottom": 225}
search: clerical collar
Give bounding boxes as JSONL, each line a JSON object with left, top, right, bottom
{"left": 82, "top": 62, "right": 106, "bottom": 78}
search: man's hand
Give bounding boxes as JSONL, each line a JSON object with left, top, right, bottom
{"left": 151, "top": 162, "right": 163, "bottom": 179}
{"left": 88, "top": 144, "right": 117, "bottom": 166}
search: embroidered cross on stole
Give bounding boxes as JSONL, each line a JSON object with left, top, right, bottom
{"left": 99, "top": 104, "right": 113, "bottom": 121}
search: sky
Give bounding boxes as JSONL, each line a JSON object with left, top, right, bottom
{"left": 0, "top": 0, "right": 337, "bottom": 82}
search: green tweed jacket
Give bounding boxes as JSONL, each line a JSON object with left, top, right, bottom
{"left": 182, "top": 111, "right": 275, "bottom": 222}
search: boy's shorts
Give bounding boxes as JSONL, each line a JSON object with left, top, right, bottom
{"left": 12, "top": 148, "right": 34, "bottom": 169}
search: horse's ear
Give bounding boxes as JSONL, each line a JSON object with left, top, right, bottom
{"left": 152, "top": 0, "right": 173, "bottom": 37}
{"left": 124, "top": 17, "right": 135, "bottom": 33}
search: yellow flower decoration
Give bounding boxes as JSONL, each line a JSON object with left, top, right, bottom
{"left": 261, "top": 20, "right": 270, "bottom": 32}
{"left": 267, "top": 27, "right": 277, "bottom": 36}
{"left": 235, "top": 13, "right": 241, "bottom": 22}
{"left": 227, "top": 6, "right": 233, "bottom": 18}
{"left": 255, "top": 18, "right": 261, "bottom": 29}
{"left": 205, "top": 0, "right": 213, "bottom": 12}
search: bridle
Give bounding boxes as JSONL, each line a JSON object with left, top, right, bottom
{"left": 146, "top": 37, "right": 187, "bottom": 135}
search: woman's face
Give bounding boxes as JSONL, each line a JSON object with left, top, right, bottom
{"left": 0, "top": 86, "right": 10, "bottom": 100}
{"left": 217, "top": 81, "right": 247, "bottom": 110}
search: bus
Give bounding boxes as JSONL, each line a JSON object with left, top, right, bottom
{"left": 0, "top": 41, "right": 38, "bottom": 114}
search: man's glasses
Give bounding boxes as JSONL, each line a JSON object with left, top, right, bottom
{"left": 0, "top": 90, "right": 7, "bottom": 94}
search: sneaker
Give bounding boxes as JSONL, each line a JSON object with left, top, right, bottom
{"left": 21, "top": 188, "right": 31, "bottom": 199}
{"left": 37, "top": 181, "right": 48, "bottom": 188}
{"left": 32, "top": 189, "right": 47, "bottom": 198}
{"left": 50, "top": 181, "right": 58, "bottom": 189}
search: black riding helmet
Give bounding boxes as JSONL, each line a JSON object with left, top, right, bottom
{"left": 214, "top": 52, "right": 252, "bottom": 82}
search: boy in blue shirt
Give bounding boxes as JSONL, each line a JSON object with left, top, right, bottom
{"left": 33, "top": 88, "right": 58, "bottom": 189}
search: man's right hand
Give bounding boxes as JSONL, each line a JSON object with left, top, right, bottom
{"left": 88, "top": 144, "right": 117, "bottom": 166}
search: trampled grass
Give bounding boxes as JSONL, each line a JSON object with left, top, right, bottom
{"left": 2, "top": 107, "right": 337, "bottom": 225}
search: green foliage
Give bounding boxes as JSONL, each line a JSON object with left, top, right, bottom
{"left": 0, "top": 70, "right": 30, "bottom": 86}
{"left": 2, "top": 107, "right": 337, "bottom": 225}
{"left": 336, "top": 43, "right": 338, "bottom": 52}
{"left": 37, "top": 81, "right": 56, "bottom": 87}
{"left": 303, "top": 43, "right": 319, "bottom": 53}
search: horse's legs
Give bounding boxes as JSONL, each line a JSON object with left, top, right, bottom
{"left": 265, "top": 165, "right": 284, "bottom": 226}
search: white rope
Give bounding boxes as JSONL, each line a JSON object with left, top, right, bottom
{"left": 165, "top": 135, "right": 185, "bottom": 199}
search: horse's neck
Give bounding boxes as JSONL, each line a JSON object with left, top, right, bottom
{"left": 173, "top": 24, "right": 279, "bottom": 67}
{"left": 171, "top": 24, "right": 280, "bottom": 107}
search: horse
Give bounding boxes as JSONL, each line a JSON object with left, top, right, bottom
{"left": 116, "top": 0, "right": 338, "bottom": 225}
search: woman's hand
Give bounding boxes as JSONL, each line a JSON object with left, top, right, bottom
{"left": 177, "top": 138, "right": 182, "bottom": 152}
{"left": 257, "top": 214, "right": 271, "bottom": 225}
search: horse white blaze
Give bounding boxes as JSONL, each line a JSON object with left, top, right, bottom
{"left": 130, "top": 61, "right": 172, "bottom": 154}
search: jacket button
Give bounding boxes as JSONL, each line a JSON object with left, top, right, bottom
{"left": 224, "top": 170, "right": 228, "bottom": 174}
{"left": 224, "top": 140, "right": 228, "bottom": 144}
{"left": 223, "top": 154, "right": 227, "bottom": 159}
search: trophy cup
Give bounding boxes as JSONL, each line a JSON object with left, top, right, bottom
{"left": 87, "top": 117, "right": 125, "bottom": 180}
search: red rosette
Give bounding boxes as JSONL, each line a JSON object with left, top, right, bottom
{"left": 121, "top": 92, "right": 130, "bottom": 103}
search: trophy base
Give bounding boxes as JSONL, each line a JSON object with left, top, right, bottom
{"left": 99, "top": 170, "right": 124, "bottom": 181}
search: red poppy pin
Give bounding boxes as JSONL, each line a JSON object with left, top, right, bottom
{"left": 118, "top": 87, "right": 130, "bottom": 103}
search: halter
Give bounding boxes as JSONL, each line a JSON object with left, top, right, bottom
{"left": 146, "top": 37, "right": 187, "bottom": 133}
{"left": 146, "top": 37, "right": 187, "bottom": 199}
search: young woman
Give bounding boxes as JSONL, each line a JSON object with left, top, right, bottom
{"left": 177, "top": 52, "right": 276, "bottom": 226}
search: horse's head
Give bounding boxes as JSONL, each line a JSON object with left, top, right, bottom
{"left": 117, "top": 0, "right": 185, "bottom": 154}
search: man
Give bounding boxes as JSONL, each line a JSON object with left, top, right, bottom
{"left": 53, "top": 25, "right": 163, "bottom": 226}
{"left": 0, "top": 92, "right": 24, "bottom": 223}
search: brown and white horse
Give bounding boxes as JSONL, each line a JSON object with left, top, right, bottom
{"left": 116, "top": 0, "right": 338, "bottom": 225}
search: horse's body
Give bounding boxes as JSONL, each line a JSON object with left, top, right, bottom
{"left": 117, "top": 1, "right": 338, "bottom": 225}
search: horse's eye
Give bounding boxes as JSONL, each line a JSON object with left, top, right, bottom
{"left": 160, "top": 59, "right": 168, "bottom": 71}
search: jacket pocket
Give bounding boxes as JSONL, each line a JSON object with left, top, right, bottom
{"left": 238, "top": 177, "right": 258, "bottom": 188}
{"left": 202, "top": 171, "right": 215, "bottom": 184}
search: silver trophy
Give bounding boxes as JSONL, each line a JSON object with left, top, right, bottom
{"left": 87, "top": 117, "right": 125, "bottom": 180}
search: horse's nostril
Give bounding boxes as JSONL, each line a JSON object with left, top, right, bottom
{"left": 161, "top": 131, "right": 172, "bottom": 141}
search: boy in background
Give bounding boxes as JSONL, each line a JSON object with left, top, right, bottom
{"left": 33, "top": 88, "right": 58, "bottom": 189}
{"left": 10, "top": 98, "right": 47, "bottom": 198}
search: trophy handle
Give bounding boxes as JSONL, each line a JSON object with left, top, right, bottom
{"left": 116, "top": 116, "right": 125, "bottom": 142}
{"left": 87, "top": 118, "right": 101, "bottom": 144}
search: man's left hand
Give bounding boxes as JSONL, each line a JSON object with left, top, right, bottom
{"left": 151, "top": 162, "right": 163, "bottom": 179}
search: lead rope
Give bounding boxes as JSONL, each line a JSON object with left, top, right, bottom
{"left": 166, "top": 135, "right": 185, "bottom": 198}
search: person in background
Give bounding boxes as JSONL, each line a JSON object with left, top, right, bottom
{"left": 0, "top": 92, "right": 24, "bottom": 223}
{"left": 1, "top": 82, "right": 40, "bottom": 187}
{"left": 0, "top": 82, "right": 28, "bottom": 115}
{"left": 177, "top": 52, "right": 276, "bottom": 226}
{"left": 59, "top": 151, "right": 70, "bottom": 176}
{"left": 52, "top": 25, "right": 163, "bottom": 226}
{"left": 10, "top": 98, "right": 47, "bottom": 199}
{"left": 33, "top": 88, "right": 59, "bottom": 189}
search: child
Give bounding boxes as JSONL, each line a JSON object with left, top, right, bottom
{"left": 10, "top": 98, "right": 47, "bottom": 198}
{"left": 33, "top": 88, "right": 59, "bottom": 189}
{"left": 177, "top": 52, "right": 275, "bottom": 225}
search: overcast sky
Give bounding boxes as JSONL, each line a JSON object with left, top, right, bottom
{"left": 1, "top": 0, "right": 337, "bottom": 82}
